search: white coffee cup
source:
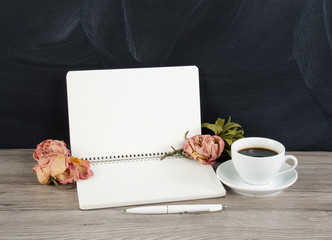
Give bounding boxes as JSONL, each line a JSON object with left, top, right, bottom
{"left": 231, "top": 137, "right": 298, "bottom": 185}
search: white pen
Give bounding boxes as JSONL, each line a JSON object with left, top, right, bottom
{"left": 125, "top": 204, "right": 226, "bottom": 214}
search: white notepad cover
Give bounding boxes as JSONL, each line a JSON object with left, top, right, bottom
{"left": 66, "top": 66, "right": 226, "bottom": 209}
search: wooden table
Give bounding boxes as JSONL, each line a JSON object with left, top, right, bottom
{"left": 1, "top": 150, "right": 331, "bottom": 239}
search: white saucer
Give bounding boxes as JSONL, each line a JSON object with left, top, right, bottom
{"left": 216, "top": 160, "right": 298, "bottom": 197}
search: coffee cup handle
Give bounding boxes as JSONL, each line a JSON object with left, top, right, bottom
{"left": 276, "top": 155, "right": 298, "bottom": 177}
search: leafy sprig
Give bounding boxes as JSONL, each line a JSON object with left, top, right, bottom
{"left": 202, "top": 117, "right": 244, "bottom": 159}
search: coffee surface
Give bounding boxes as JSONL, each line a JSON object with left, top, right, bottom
{"left": 238, "top": 147, "right": 278, "bottom": 157}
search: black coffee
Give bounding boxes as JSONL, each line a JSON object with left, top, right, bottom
{"left": 238, "top": 147, "right": 278, "bottom": 157}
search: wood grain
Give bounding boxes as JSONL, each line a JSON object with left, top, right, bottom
{"left": 0, "top": 150, "right": 331, "bottom": 239}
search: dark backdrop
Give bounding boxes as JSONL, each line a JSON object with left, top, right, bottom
{"left": 1, "top": 0, "right": 332, "bottom": 150}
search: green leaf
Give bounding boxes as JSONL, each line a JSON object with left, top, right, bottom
{"left": 202, "top": 116, "right": 244, "bottom": 160}
{"left": 221, "top": 130, "right": 232, "bottom": 136}
{"left": 215, "top": 118, "right": 225, "bottom": 128}
{"left": 201, "top": 122, "right": 210, "bottom": 128}
{"left": 222, "top": 137, "right": 233, "bottom": 146}
{"left": 223, "top": 122, "right": 242, "bottom": 130}
{"left": 227, "top": 116, "right": 231, "bottom": 123}
{"left": 201, "top": 123, "right": 222, "bottom": 135}
{"left": 225, "top": 149, "right": 231, "bottom": 158}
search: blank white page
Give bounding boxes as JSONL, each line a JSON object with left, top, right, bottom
{"left": 66, "top": 66, "right": 226, "bottom": 209}
{"left": 67, "top": 66, "right": 201, "bottom": 158}
{"left": 77, "top": 158, "right": 225, "bottom": 209}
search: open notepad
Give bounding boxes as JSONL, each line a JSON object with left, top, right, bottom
{"left": 66, "top": 66, "right": 226, "bottom": 210}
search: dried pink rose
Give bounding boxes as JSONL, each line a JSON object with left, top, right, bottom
{"left": 48, "top": 155, "right": 68, "bottom": 176}
{"left": 56, "top": 162, "right": 80, "bottom": 184}
{"left": 32, "top": 165, "right": 51, "bottom": 184}
{"left": 67, "top": 157, "right": 94, "bottom": 180}
{"left": 33, "top": 139, "right": 69, "bottom": 166}
{"left": 32, "top": 155, "right": 68, "bottom": 184}
{"left": 32, "top": 140, "right": 93, "bottom": 185}
{"left": 182, "top": 135, "right": 224, "bottom": 165}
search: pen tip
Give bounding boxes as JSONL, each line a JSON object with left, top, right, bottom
{"left": 223, "top": 205, "right": 227, "bottom": 209}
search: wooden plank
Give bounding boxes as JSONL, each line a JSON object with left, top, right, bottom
{"left": 0, "top": 150, "right": 331, "bottom": 239}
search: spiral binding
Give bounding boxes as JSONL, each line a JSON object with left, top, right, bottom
{"left": 83, "top": 152, "right": 182, "bottom": 165}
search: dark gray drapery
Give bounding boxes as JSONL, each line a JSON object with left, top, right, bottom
{"left": 1, "top": 0, "right": 331, "bottom": 150}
